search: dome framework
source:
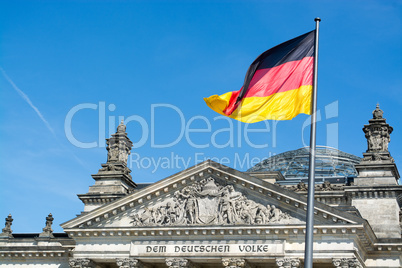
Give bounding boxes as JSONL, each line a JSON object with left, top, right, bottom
{"left": 248, "top": 146, "right": 361, "bottom": 179}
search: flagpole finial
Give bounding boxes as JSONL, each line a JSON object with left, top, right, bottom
{"left": 315, "top": 17, "right": 321, "bottom": 22}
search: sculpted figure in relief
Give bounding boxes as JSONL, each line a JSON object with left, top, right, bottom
{"left": 107, "top": 143, "right": 119, "bottom": 161}
{"left": 118, "top": 140, "right": 128, "bottom": 163}
{"left": 106, "top": 139, "right": 130, "bottom": 163}
{"left": 363, "top": 122, "right": 392, "bottom": 154}
{"left": 381, "top": 126, "right": 390, "bottom": 151}
{"left": 131, "top": 178, "right": 299, "bottom": 226}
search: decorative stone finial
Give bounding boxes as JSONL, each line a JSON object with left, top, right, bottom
{"left": 0, "top": 214, "right": 13, "bottom": 238}
{"left": 372, "top": 103, "right": 383, "bottom": 119}
{"left": 39, "top": 213, "right": 54, "bottom": 238}
{"left": 117, "top": 120, "right": 126, "bottom": 133}
{"left": 362, "top": 104, "right": 394, "bottom": 162}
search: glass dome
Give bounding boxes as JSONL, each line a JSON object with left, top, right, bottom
{"left": 248, "top": 146, "right": 361, "bottom": 178}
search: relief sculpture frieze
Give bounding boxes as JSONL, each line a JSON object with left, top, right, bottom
{"left": 130, "top": 178, "right": 302, "bottom": 226}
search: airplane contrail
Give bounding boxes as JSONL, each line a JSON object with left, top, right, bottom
{"left": 1, "top": 67, "right": 91, "bottom": 171}
{"left": 1, "top": 67, "right": 55, "bottom": 135}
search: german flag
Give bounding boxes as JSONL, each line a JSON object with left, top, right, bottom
{"left": 204, "top": 30, "right": 315, "bottom": 123}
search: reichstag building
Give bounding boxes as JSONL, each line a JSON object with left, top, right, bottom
{"left": 1, "top": 105, "right": 401, "bottom": 267}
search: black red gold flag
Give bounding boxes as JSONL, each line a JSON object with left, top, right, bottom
{"left": 204, "top": 30, "right": 315, "bottom": 123}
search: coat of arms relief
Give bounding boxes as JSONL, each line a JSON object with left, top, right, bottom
{"left": 131, "top": 177, "right": 302, "bottom": 226}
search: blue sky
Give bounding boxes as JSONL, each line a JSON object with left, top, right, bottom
{"left": 1, "top": 0, "right": 401, "bottom": 233}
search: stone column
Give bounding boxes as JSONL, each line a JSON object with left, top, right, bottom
{"left": 69, "top": 258, "right": 95, "bottom": 268}
{"left": 165, "top": 258, "right": 196, "bottom": 268}
{"left": 116, "top": 258, "right": 147, "bottom": 268}
{"left": 332, "top": 258, "right": 363, "bottom": 268}
{"left": 222, "top": 258, "right": 250, "bottom": 268}
{"left": 275, "top": 258, "right": 301, "bottom": 268}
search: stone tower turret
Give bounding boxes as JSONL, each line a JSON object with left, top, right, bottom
{"left": 355, "top": 104, "right": 399, "bottom": 186}
{"left": 78, "top": 121, "right": 137, "bottom": 212}
{"left": 346, "top": 105, "right": 401, "bottom": 239}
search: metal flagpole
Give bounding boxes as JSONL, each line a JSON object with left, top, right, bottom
{"left": 304, "top": 17, "right": 321, "bottom": 268}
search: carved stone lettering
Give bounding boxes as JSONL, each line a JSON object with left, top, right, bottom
{"left": 130, "top": 241, "right": 284, "bottom": 257}
{"left": 130, "top": 178, "right": 301, "bottom": 226}
{"left": 146, "top": 245, "right": 166, "bottom": 253}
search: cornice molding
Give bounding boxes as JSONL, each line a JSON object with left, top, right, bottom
{"left": 0, "top": 251, "right": 68, "bottom": 258}
{"left": 62, "top": 163, "right": 364, "bottom": 230}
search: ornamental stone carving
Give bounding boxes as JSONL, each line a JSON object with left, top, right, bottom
{"left": 0, "top": 214, "right": 13, "bottom": 238}
{"left": 293, "top": 181, "right": 308, "bottom": 192}
{"left": 96, "top": 120, "right": 133, "bottom": 178}
{"left": 39, "top": 213, "right": 54, "bottom": 238}
{"left": 116, "top": 258, "right": 145, "bottom": 268}
{"left": 130, "top": 178, "right": 301, "bottom": 226}
{"left": 105, "top": 120, "right": 133, "bottom": 165}
{"left": 362, "top": 104, "right": 394, "bottom": 162}
{"left": 316, "top": 181, "right": 344, "bottom": 191}
{"left": 276, "top": 258, "right": 301, "bottom": 268}
{"left": 399, "top": 208, "right": 402, "bottom": 228}
{"left": 165, "top": 258, "right": 196, "bottom": 268}
{"left": 222, "top": 258, "right": 250, "bottom": 268}
{"left": 69, "top": 258, "right": 94, "bottom": 268}
{"left": 332, "top": 258, "right": 362, "bottom": 268}
{"left": 286, "top": 181, "right": 343, "bottom": 192}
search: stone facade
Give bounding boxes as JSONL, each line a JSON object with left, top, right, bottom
{"left": 0, "top": 106, "right": 401, "bottom": 267}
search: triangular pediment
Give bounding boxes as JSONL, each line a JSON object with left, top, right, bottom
{"left": 61, "top": 160, "right": 365, "bottom": 231}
